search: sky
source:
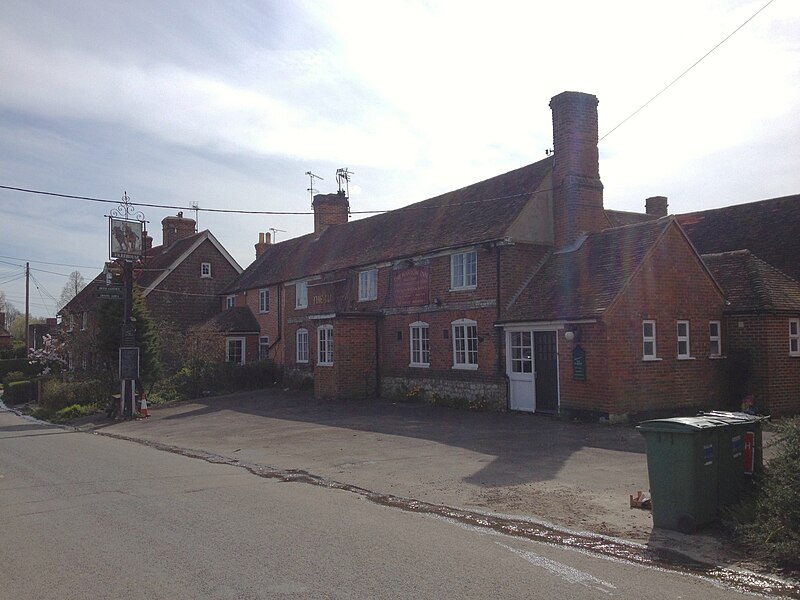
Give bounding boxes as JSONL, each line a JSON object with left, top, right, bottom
{"left": 1, "top": 0, "right": 798, "bottom": 319}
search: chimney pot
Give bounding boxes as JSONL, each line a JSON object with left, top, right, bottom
{"left": 645, "top": 196, "right": 669, "bottom": 217}
{"left": 255, "top": 231, "right": 272, "bottom": 259}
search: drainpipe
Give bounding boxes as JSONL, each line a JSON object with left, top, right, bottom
{"left": 374, "top": 314, "right": 381, "bottom": 397}
{"left": 496, "top": 244, "right": 510, "bottom": 411}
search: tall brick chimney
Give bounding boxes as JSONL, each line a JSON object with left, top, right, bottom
{"left": 255, "top": 231, "right": 272, "bottom": 258}
{"left": 550, "top": 91, "right": 605, "bottom": 248}
{"left": 312, "top": 191, "right": 349, "bottom": 235}
{"left": 645, "top": 196, "right": 668, "bottom": 217}
{"left": 0, "top": 312, "right": 6, "bottom": 331}
{"left": 162, "top": 211, "right": 196, "bottom": 246}
{"left": 142, "top": 230, "right": 153, "bottom": 252}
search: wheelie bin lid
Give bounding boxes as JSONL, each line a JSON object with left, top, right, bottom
{"left": 698, "top": 411, "right": 768, "bottom": 424}
{"left": 636, "top": 416, "right": 730, "bottom": 433}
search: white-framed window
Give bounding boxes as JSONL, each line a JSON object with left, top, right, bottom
{"left": 677, "top": 320, "right": 691, "bottom": 359}
{"left": 709, "top": 321, "right": 722, "bottom": 357}
{"left": 318, "top": 325, "right": 333, "bottom": 366}
{"left": 452, "top": 319, "right": 478, "bottom": 369}
{"left": 409, "top": 321, "right": 430, "bottom": 367}
{"left": 296, "top": 281, "right": 308, "bottom": 309}
{"left": 81, "top": 311, "right": 88, "bottom": 331}
{"left": 68, "top": 314, "right": 74, "bottom": 332}
{"left": 790, "top": 319, "right": 800, "bottom": 356}
{"left": 201, "top": 262, "right": 212, "bottom": 278}
{"left": 226, "top": 295, "right": 235, "bottom": 309}
{"left": 358, "top": 269, "right": 378, "bottom": 301}
{"left": 259, "top": 288, "right": 269, "bottom": 313}
{"left": 451, "top": 250, "right": 477, "bottom": 290}
{"left": 296, "top": 328, "right": 309, "bottom": 363}
{"left": 643, "top": 320, "right": 657, "bottom": 360}
{"left": 225, "top": 337, "right": 245, "bottom": 364}
{"left": 259, "top": 335, "right": 270, "bottom": 360}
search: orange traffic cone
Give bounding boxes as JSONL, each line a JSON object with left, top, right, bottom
{"left": 139, "top": 393, "right": 150, "bottom": 418}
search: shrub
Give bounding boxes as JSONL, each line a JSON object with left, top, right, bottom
{"left": 733, "top": 418, "right": 800, "bottom": 568}
{"left": 4, "top": 380, "right": 36, "bottom": 405}
{"left": 40, "top": 379, "right": 105, "bottom": 411}
{"left": 31, "top": 403, "right": 100, "bottom": 424}
{"left": 157, "top": 359, "right": 283, "bottom": 402}
{"left": 2, "top": 370, "right": 27, "bottom": 388}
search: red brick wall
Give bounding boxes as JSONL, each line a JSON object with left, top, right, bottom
{"left": 145, "top": 238, "right": 240, "bottom": 331}
{"left": 312, "top": 317, "right": 378, "bottom": 399}
{"left": 726, "top": 314, "right": 800, "bottom": 416}
{"left": 558, "top": 322, "right": 612, "bottom": 413}
{"left": 600, "top": 225, "right": 727, "bottom": 416}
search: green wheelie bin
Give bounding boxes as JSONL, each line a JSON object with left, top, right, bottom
{"left": 637, "top": 416, "right": 728, "bottom": 533}
{"left": 700, "top": 411, "right": 766, "bottom": 507}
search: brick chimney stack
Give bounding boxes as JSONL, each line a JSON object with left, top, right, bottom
{"left": 550, "top": 91, "right": 605, "bottom": 248}
{"left": 255, "top": 231, "right": 272, "bottom": 259}
{"left": 0, "top": 312, "right": 5, "bottom": 331}
{"left": 142, "top": 230, "right": 153, "bottom": 252}
{"left": 645, "top": 196, "right": 669, "bottom": 218}
{"left": 162, "top": 211, "right": 197, "bottom": 246}
{"left": 312, "top": 191, "right": 349, "bottom": 235}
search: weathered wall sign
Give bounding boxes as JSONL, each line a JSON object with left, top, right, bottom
{"left": 391, "top": 266, "right": 430, "bottom": 306}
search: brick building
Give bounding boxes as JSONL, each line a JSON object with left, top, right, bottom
{"left": 60, "top": 213, "right": 242, "bottom": 371}
{"left": 208, "top": 90, "right": 800, "bottom": 417}
{"left": 0, "top": 312, "right": 11, "bottom": 350}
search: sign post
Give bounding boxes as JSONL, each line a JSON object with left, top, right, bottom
{"left": 108, "top": 192, "right": 146, "bottom": 419}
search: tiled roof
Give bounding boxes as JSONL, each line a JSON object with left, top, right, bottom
{"left": 702, "top": 250, "right": 800, "bottom": 313}
{"left": 605, "top": 209, "right": 658, "bottom": 227}
{"left": 192, "top": 306, "right": 260, "bottom": 333}
{"left": 60, "top": 230, "right": 211, "bottom": 315}
{"left": 226, "top": 158, "right": 553, "bottom": 293}
{"left": 503, "top": 218, "right": 672, "bottom": 322}
{"left": 677, "top": 194, "right": 800, "bottom": 283}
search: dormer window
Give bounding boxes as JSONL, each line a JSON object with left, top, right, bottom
{"left": 201, "top": 262, "right": 212, "bottom": 278}
{"left": 226, "top": 295, "right": 235, "bottom": 309}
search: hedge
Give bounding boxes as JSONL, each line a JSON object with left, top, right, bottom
{"left": 3, "top": 380, "right": 36, "bottom": 405}
{"left": 0, "top": 359, "right": 42, "bottom": 380}
{"left": 40, "top": 379, "right": 106, "bottom": 411}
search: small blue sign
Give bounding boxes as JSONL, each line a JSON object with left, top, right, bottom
{"left": 731, "top": 435, "right": 743, "bottom": 458}
{"left": 703, "top": 443, "right": 714, "bottom": 466}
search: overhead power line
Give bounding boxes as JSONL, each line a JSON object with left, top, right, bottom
{"left": 599, "top": 0, "right": 777, "bottom": 143}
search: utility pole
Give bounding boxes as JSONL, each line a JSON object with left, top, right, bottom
{"left": 24, "top": 262, "right": 30, "bottom": 355}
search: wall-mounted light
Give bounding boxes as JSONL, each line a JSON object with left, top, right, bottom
{"left": 564, "top": 325, "right": 580, "bottom": 342}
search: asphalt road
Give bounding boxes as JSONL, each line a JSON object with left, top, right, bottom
{"left": 0, "top": 410, "right": 782, "bottom": 599}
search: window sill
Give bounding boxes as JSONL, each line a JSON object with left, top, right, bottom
{"left": 677, "top": 356, "right": 696, "bottom": 361}
{"left": 200, "top": 275, "right": 212, "bottom": 279}
{"left": 409, "top": 363, "right": 430, "bottom": 369}
{"left": 449, "top": 286, "right": 477, "bottom": 293}
{"left": 296, "top": 360, "right": 309, "bottom": 364}
{"left": 642, "top": 357, "right": 662, "bottom": 362}
{"left": 452, "top": 363, "right": 479, "bottom": 370}
{"left": 318, "top": 362, "right": 334, "bottom": 367}
{"left": 709, "top": 355, "right": 726, "bottom": 360}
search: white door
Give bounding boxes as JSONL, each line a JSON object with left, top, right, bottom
{"left": 507, "top": 331, "right": 534, "bottom": 412}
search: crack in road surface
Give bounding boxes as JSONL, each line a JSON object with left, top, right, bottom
{"left": 91, "top": 429, "right": 799, "bottom": 599}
